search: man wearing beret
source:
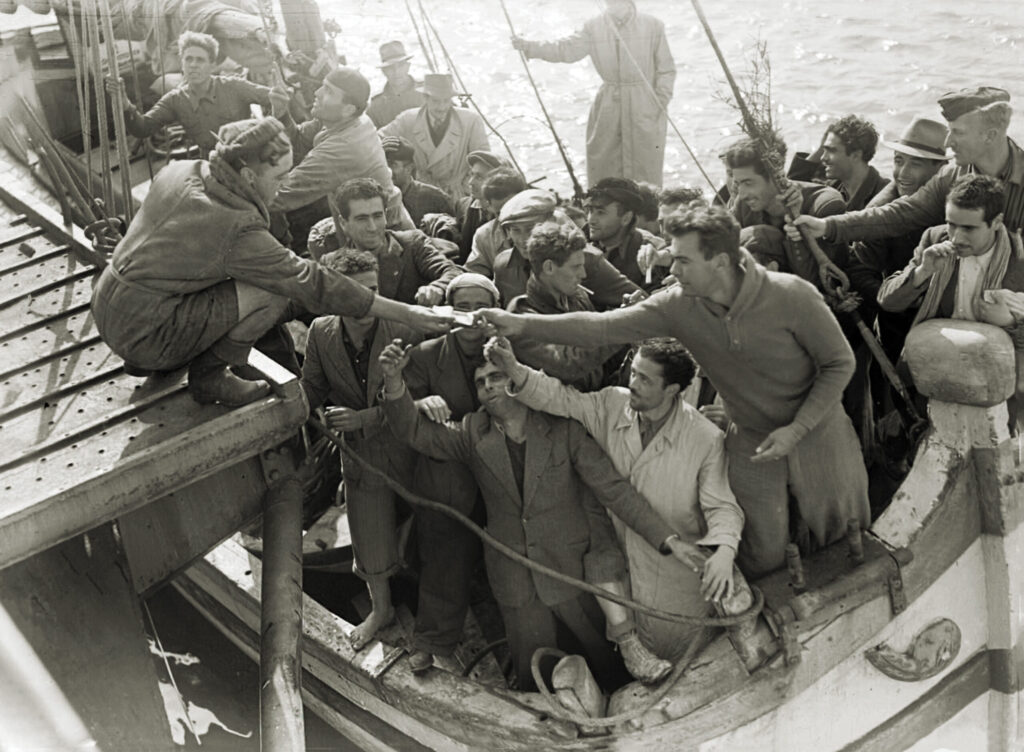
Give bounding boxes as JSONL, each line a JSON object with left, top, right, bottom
{"left": 383, "top": 136, "right": 455, "bottom": 228}
{"left": 380, "top": 73, "right": 491, "bottom": 202}
{"left": 271, "top": 67, "right": 415, "bottom": 249}
{"left": 492, "top": 188, "right": 640, "bottom": 308}
{"left": 367, "top": 40, "right": 424, "bottom": 129}
{"left": 793, "top": 86, "right": 1024, "bottom": 244}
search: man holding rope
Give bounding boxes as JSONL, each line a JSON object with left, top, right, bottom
{"left": 477, "top": 205, "right": 871, "bottom": 578}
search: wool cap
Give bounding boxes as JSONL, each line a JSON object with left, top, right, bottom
{"left": 445, "top": 272, "right": 500, "bottom": 304}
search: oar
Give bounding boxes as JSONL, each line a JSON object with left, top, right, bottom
{"left": 499, "top": 0, "right": 584, "bottom": 202}
{"left": 688, "top": 0, "right": 848, "bottom": 293}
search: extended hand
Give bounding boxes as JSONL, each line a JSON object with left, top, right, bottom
{"left": 473, "top": 308, "right": 525, "bottom": 338}
{"left": 404, "top": 304, "right": 454, "bottom": 335}
{"left": 701, "top": 546, "right": 736, "bottom": 602}
{"left": 784, "top": 215, "right": 827, "bottom": 243}
{"left": 103, "top": 76, "right": 127, "bottom": 100}
{"left": 378, "top": 339, "right": 413, "bottom": 379}
{"left": 268, "top": 84, "right": 291, "bottom": 119}
{"left": 414, "top": 285, "right": 444, "bottom": 306}
{"left": 510, "top": 34, "right": 528, "bottom": 53}
{"left": 752, "top": 424, "right": 803, "bottom": 463}
{"left": 778, "top": 182, "right": 804, "bottom": 219}
{"left": 416, "top": 395, "right": 452, "bottom": 423}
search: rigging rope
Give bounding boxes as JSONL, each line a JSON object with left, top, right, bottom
{"left": 591, "top": 0, "right": 717, "bottom": 194}
{"left": 403, "top": 0, "right": 437, "bottom": 73}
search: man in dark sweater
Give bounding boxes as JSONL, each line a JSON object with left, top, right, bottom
{"left": 479, "top": 205, "right": 870, "bottom": 578}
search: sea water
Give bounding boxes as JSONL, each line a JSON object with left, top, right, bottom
{"left": 322, "top": 0, "right": 1024, "bottom": 195}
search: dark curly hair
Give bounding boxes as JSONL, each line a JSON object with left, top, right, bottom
{"left": 828, "top": 115, "right": 880, "bottom": 162}
{"left": 320, "top": 248, "right": 380, "bottom": 276}
{"left": 719, "top": 135, "right": 789, "bottom": 179}
{"left": 525, "top": 220, "right": 587, "bottom": 275}
{"left": 334, "top": 178, "right": 389, "bottom": 219}
{"left": 635, "top": 338, "right": 696, "bottom": 391}
{"left": 947, "top": 173, "right": 1005, "bottom": 224}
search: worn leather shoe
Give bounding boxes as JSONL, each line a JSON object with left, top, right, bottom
{"left": 188, "top": 366, "right": 271, "bottom": 407}
{"left": 408, "top": 650, "right": 433, "bottom": 675}
{"left": 617, "top": 631, "right": 672, "bottom": 685}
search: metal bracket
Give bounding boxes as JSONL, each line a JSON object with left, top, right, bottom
{"left": 765, "top": 609, "right": 802, "bottom": 666}
{"left": 887, "top": 572, "right": 907, "bottom": 615}
{"left": 258, "top": 444, "right": 297, "bottom": 488}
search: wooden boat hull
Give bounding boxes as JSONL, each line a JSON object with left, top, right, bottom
{"left": 176, "top": 375, "right": 1024, "bottom": 751}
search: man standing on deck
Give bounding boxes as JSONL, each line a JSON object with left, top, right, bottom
{"left": 366, "top": 40, "right": 424, "bottom": 129}
{"left": 792, "top": 87, "right": 1024, "bottom": 243}
{"left": 477, "top": 205, "right": 871, "bottom": 578}
{"left": 270, "top": 67, "right": 414, "bottom": 250}
{"left": 511, "top": 0, "right": 676, "bottom": 186}
{"left": 788, "top": 115, "right": 890, "bottom": 212}
{"left": 379, "top": 73, "right": 490, "bottom": 202}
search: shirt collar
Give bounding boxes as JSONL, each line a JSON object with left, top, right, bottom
{"left": 613, "top": 395, "right": 685, "bottom": 448}
{"left": 182, "top": 76, "right": 219, "bottom": 108}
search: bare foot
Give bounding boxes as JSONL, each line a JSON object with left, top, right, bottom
{"left": 349, "top": 607, "right": 395, "bottom": 651}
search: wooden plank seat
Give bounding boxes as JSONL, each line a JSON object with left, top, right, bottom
{"left": 0, "top": 203, "right": 309, "bottom": 572}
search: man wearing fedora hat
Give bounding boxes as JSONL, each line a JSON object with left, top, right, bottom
{"left": 272, "top": 66, "right": 415, "bottom": 250}
{"left": 793, "top": 86, "right": 1024, "bottom": 244}
{"left": 846, "top": 117, "right": 953, "bottom": 360}
{"left": 379, "top": 72, "right": 490, "bottom": 202}
{"left": 367, "top": 40, "right": 425, "bottom": 129}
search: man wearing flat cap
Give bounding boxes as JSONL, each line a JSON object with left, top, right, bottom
{"left": 272, "top": 66, "right": 415, "bottom": 249}
{"left": 846, "top": 116, "right": 953, "bottom": 361}
{"left": 794, "top": 86, "right": 1024, "bottom": 245}
{"left": 380, "top": 73, "right": 490, "bottom": 202}
{"left": 367, "top": 40, "right": 425, "bottom": 129}
{"left": 455, "top": 149, "right": 513, "bottom": 262}
{"left": 383, "top": 136, "right": 455, "bottom": 227}
{"left": 493, "top": 188, "right": 640, "bottom": 308}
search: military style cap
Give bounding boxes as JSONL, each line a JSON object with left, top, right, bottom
{"left": 937, "top": 86, "right": 1011, "bottom": 122}
{"left": 499, "top": 189, "right": 558, "bottom": 226}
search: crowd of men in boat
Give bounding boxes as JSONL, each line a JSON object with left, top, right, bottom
{"left": 82, "top": 0, "right": 1024, "bottom": 692}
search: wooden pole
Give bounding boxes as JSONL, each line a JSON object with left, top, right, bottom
{"left": 499, "top": 0, "right": 584, "bottom": 201}
{"left": 82, "top": 0, "right": 114, "bottom": 212}
{"left": 97, "top": 0, "right": 135, "bottom": 223}
{"left": 689, "top": 0, "right": 848, "bottom": 292}
{"left": 259, "top": 475, "right": 305, "bottom": 752}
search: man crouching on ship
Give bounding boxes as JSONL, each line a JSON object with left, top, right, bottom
{"left": 89, "top": 117, "right": 451, "bottom": 407}
{"left": 378, "top": 338, "right": 696, "bottom": 689}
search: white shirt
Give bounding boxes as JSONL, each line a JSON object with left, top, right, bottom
{"left": 954, "top": 245, "right": 996, "bottom": 320}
